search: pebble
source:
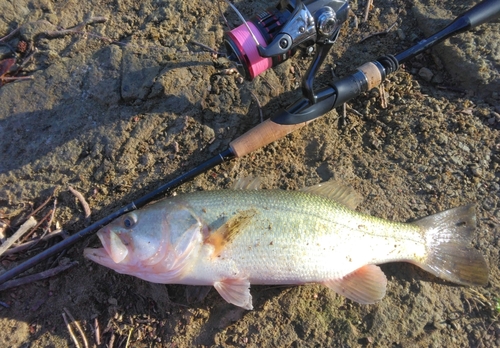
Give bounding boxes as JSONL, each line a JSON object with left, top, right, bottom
{"left": 458, "top": 142, "right": 470, "bottom": 152}
{"left": 450, "top": 155, "right": 463, "bottom": 165}
{"left": 418, "top": 67, "right": 434, "bottom": 82}
{"left": 470, "top": 164, "right": 482, "bottom": 177}
{"left": 396, "top": 28, "right": 406, "bottom": 40}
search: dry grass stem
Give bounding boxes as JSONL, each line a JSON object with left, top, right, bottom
{"left": 250, "top": 91, "right": 264, "bottom": 123}
{"left": 64, "top": 307, "right": 89, "bottom": 348}
{"left": 62, "top": 312, "right": 81, "bottom": 348}
{"left": 0, "top": 261, "right": 78, "bottom": 291}
{"left": 46, "top": 198, "right": 57, "bottom": 232}
{"left": 217, "top": 0, "right": 231, "bottom": 29}
{"left": 190, "top": 40, "right": 222, "bottom": 56}
{"left": 359, "top": 21, "right": 398, "bottom": 43}
{"left": 0, "top": 216, "right": 37, "bottom": 257}
{"left": 108, "top": 331, "right": 116, "bottom": 348}
{"left": 346, "top": 104, "right": 363, "bottom": 117}
{"left": 125, "top": 328, "right": 133, "bottom": 348}
{"left": 95, "top": 317, "right": 101, "bottom": 345}
{"left": 379, "top": 83, "right": 388, "bottom": 109}
{"left": 364, "top": 0, "right": 373, "bottom": 22}
{"left": 0, "top": 220, "right": 7, "bottom": 243}
{"left": 26, "top": 194, "right": 53, "bottom": 220}
{"left": 1, "top": 76, "right": 34, "bottom": 82}
{"left": 68, "top": 186, "right": 91, "bottom": 218}
{"left": 350, "top": 8, "right": 359, "bottom": 30}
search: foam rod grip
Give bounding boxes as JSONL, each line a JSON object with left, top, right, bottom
{"left": 230, "top": 118, "right": 310, "bottom": 158}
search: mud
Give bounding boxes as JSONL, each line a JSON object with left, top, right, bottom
{"left": 0, "top": 0, "right": 499, "bottom": 347}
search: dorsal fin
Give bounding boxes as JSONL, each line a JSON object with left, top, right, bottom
{"left": 301, "top": 180, "right": 363, "bottom": 210}
{"left": 231, "top": 177, "right": 262, "bottom": 190}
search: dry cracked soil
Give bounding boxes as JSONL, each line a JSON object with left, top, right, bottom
{"left": 0, "top": 0, "right": 499, "bottom": 347}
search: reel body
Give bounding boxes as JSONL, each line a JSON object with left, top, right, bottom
{"left": 224, "top": 0, "right": 350, "bottom": 80}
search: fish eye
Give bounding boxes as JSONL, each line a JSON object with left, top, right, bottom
{"left": 122, "top": 213, "right": 137, "bottom": 229}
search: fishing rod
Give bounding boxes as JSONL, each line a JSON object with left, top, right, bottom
{"left": 0, "top": 0, "right": 499, "bottom": 285}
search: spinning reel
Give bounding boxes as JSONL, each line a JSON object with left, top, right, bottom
{"left": 223, "top": 0, "right": 350, "bottom": 104}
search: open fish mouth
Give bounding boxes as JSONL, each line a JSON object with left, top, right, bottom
{"left": 83, "top": 228, "right": 130, "bottom": 265}
{"left": 83, "top": 247, "right": 109, "bottom": 263}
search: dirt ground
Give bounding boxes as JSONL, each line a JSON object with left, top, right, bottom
{"left": 0, "top": 0, "right": 499, "bottom": 347}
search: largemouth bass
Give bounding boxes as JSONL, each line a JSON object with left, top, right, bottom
{"left": 84, "top": 180, "right": 488, "bottom": 310}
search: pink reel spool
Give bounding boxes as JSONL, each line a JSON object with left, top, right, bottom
{"left": 225, "top": 22, "right": 272, "bottom": 80}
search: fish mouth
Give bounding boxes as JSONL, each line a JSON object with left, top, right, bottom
{"left": 83, "top": 247, "right": 110, "bottom": 263}
{"left": 84, "top": 228, "right": 129, "bottom": 264}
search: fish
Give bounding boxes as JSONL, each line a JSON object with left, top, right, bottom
{"left": 84, "top": 180, "right": 489, "bottom": 310}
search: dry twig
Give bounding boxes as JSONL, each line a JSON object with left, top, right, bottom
{"left": 0, "top": 261, "right": 78, "bottom": 291}
{"left": 1, "top": 229, "right": 66, "bottom": 257}
{"left": 20, "top": 209, "right": 52, "bottom": 243}
{"left": 0, "top": 27, "right": 21, "bottom": 42}
{"left": 68, "top": 186, "right": 91, "bottom": 218}
{"left": 42, "top": 17, "right": 107, "bottom": 39}
{"left": 0, "top": 216, "right": 37, "bottom": 257}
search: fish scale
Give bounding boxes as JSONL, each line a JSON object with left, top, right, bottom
{"left": 182, "top": 189, "right": 425, "bottom": 281}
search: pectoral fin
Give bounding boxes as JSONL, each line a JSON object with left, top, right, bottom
{"left": 214, "top": 278, "right": 253, "bottom": 310}
{"left": 323, "top": 265, "right": 387, "bottom": 304}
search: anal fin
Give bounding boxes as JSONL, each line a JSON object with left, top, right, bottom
{"left": 214, "top": 278, "right": 253, "bottom": 310}
{"left": 324, "top": 265, "right": 387, "bottom": 304}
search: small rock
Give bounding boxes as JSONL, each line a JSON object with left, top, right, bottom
{"left": 470, "top": 164, "right": 482, "bottom": 177}
{"left": 436, "top": 134, "right": 448, "bottom": 145}
{"left": 432, "top": 73, "right": 444, "bottom": 84}
{"left": 450, "top": 155, "right": 462, "bottom": 165}
{"left": 433, "top": 319, "right": 446, "bottom": 330}
{"left": 396, "top": 28, "right": 406, "bottom": 40}
{"left": 418, "top": 67, "right": 434, "bottom": 82}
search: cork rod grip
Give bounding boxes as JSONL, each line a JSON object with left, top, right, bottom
{"left": 358, "top": 62, "right": 383, "bottom": 90}
{"left": 230, "top": 119, "right": 310, "bottom": 158}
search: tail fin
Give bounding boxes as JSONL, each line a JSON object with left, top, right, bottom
{"left": 411, "top": 204, "right": 488, "bottom": 286}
